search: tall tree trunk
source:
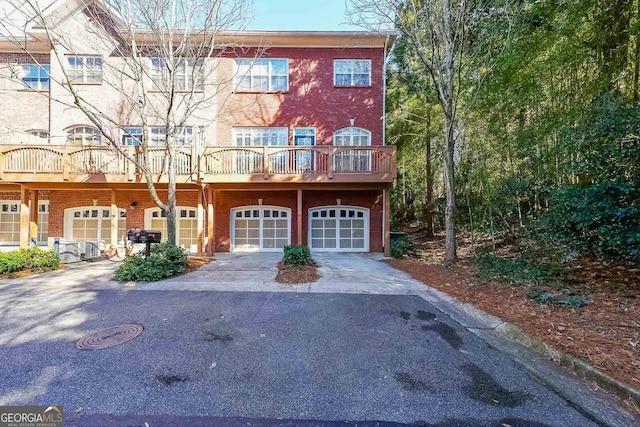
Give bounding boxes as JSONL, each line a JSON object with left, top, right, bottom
{"left": 443, "top": 112, "right": 457, "bottom": 265}
{"left": 165, "top": 134, "right": 178, "bottom": 245}
{"left": 634, "top": 0, "right": 640, "bottom": 102}
{"left": 425, "top": 110, "right": 434, "bottom": 237}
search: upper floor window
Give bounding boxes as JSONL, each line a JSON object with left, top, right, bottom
{"left": 150, "top": 58, "right": 204, "bottom": 91}
{"left": 234, "top": 59, "right": 288, "bottom": 92}
{"left": 334, "top": 59, "right": 371, "bottom": 87}
{"left": 122, "top": 126, "right": 194, "bottom": 146}
{"left": 28, "top": 130, "right": 49, "bottom": 139}
{"left": 234, "top": 127, "right": 288, "bottom": 146}
{"left": 67, "top": 126, "right": 101, "bottom": 145}
{"left": 66, "top": 55, "right": 103, "bottom": 84}
{"left": 21, "top": 64, "right": 50, "bottom": 90}
{"left": 334, "top": 127, "right": 371, "bottom": 146}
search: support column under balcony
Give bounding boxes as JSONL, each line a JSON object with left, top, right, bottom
{"left": 19, "top": 186, "right": 30, "bottom": 249}
{"left": 383, "top": 185, "right": 391, "bottom": 257}
{"left": 297, "top": 189, "right": 303, "bottom": 245}
{"left": 197, "top": 187, "right": 205, "bottom": 256}
{"left": 110, "top": 190, "right": 119, "bottom": 248}
{"left": 206, "top": 187, "right": 215, "bottom": 256}
{"left": 29, "top": 190, "right": 39, "bottom": 247}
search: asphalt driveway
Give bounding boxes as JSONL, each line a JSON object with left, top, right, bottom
{"left": 0, "top": 255, "right": 633, "bottom": 426}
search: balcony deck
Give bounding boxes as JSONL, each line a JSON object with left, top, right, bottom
{"left": 0, "top": 145, "right": 396, "bottom": 185}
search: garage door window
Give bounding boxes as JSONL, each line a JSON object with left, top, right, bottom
{"left": 145, "top": 207, "right": 198, "bottom": 252}
{"left": 310, "top": 207, "right": 368, "bottom": 251}
{"left": 65, "top": 207, "right": 127, "bottom": 242}
{"left": 0, "top": 201, "right": 50, "bottom": 245}
{"left": 232, "top": 207, "right": 290, "bottom": 251}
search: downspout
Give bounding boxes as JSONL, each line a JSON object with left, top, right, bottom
{"left": 382, "top": 35, "right": 390, "bottom": 251}
{"left": 382, "top": 35, "right": 390, "bottom": 146}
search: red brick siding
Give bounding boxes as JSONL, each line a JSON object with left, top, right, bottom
{"left": 0, "top": 53, "right": 50, "bottom": 64}
{"left": 213, "top": 189, "right": 383, "bottom": 253}
{"left": 47, "top": 190, "right": 198, "bottom": 238}
{"left": 302, "top": 190, "right": 383, "bottom": 252}
{"left": 213, "top": 191, "right": 298, "bottom": 252}
{"left": 219, "top": 47, "right": 385, "bottom": 146}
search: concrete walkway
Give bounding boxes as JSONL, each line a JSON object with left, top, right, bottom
{"left": 135, "top": 252, "right": 426, "bottom": 295}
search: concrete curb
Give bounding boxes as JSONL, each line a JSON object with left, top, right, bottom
{"left": 414, "top": 284, "right": 640, "bottom": 426}
{"left": 496, "top": 321, "right": 640, "bottom": 407}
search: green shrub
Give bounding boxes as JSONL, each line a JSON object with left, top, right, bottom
{"left": 282, "top": 245, "right": 313, "bottom": 267}
{"left": 475, "top": 251, "right": 564, "bottom": 285}
{"left": 390, "top": 235, "right": 415, "bottom": 259}
{"left": 114, "top": 243, "right": 188, "bottom": 282}
{"left": 540, "top": 182, "right": 640, "bottom": 263}
{"left": 528, "top": 289, "right": 588, "bottom": 308}
{"left": 0, "top": 248, "right": 59, "bottom": 275}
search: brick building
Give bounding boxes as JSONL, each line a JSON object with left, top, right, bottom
{"left": 0, "top": 1, "right": 397, "bottom": 255}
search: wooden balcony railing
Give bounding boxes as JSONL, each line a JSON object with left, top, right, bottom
{"left": 0, "top": 145, "right": 396, "bottom": 184}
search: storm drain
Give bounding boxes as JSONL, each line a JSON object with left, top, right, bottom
{"left": 76, "top": 324, "right": 144, "bottom": 350}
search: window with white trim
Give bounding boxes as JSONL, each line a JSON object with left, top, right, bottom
{"left": 333, "top": 127, "right": 371, "bottom": 146}
{"left": 67, "top": 126, "right": 101, "bottom": 145}
{"left": 234, "top": 127, "right": 288, "bottom": 146}
{"left": 150, "top": 58, "right": 204, "bottom": 91}
{"left": 28, "top": 130, "right": 49, "bottom": 139}
{"left": 66, "top": 55, "right": 103, "bottom": 83}
{"left": 334, "top": 59, "right": 371, "bottom": 87}
{"left": 234, "top": 58, "right": 288, "bottom": 92}
{"left": 122, "top": 126, "right": 194, "bottom": 146}
{"left": 21, "top": 64, "right": 50, "bottom": 90}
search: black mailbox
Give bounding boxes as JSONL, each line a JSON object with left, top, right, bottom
{"left": 127, "top": 228, "right": 142, "bottom": 243}
{"left": 139, "top": 230, "right": 162, "bottom": 243}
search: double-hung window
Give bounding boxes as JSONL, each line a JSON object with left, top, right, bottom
{"left": 334, "top": 59, "right": 371, "bottom": 87}
{"left": 233, "top": 127, "right": 288, "bottom": 173}
{"left": 66, "top": 55, "right": 103, "bottom": 83}
{"left": 234, "top": 59, "right": 288, "bottom": 92}
{"left": 150, "top": 58, "right": 203, "bottom": 91}
{"left": 122, "top": 126, "right": 194, "bottom": 146}
{"left": 21, "top": 64, "right": 50, "bottom": 90}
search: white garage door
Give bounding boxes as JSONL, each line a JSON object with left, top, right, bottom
{"left": 64, "top": 207, "right": 127, "bottom": 242}
{"left": 309, "top": 206, "right": 369, "bottom": 252}
{"left": 144, "top": 207, "right": 198, "bottom": 252}
{"left": 0, "top": 200, "right": 50, "bottom": 245}
{"left": 231, "top": 206, "right": 290, "bottom": 252}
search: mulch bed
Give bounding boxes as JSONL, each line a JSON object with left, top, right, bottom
{"left": 385, "top": 234, "right": 640, "bottom": 410}
{"left": 0, "top": 263, "right": 65, "bottom": 280}
{"left": 275, "top": 261, "right": 319, "bottom": 284}
{"left": 183, "top": 256, "right": 210, "bottom": 274}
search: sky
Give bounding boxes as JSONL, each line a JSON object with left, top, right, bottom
{"left": 248, "top": 0, "right": 361, "bottom": 31}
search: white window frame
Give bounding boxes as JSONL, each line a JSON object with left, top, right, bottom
{"left": 144, "top": 206, "right": 198, "bottom": 252}
{"left": 122, "top": 126, "right": 194, "bottom": 146}
{"left": 333, "top": 59, "right": 371, "bottom": 87}
{"left": 333, "top": 127, "right": 371, "bottom": 146}
{"left": 20, "top": 64, "right": 50, "bottom": 90}
{"left": 150, "top": 57, "right": 204, "bottom": 91}
{"left": 66, "top": 126, "right": 101, "bottom": 145}
{"left": 0, "top": 201, "right": 20, "bottom": 245}
{"left": 230, "top": 206, "right": 291, "bottom": 252}
{"left": 65, "top": 55, "right": 103, "bottom": 84}
{"left": 28, "top": 130, "right": 50, "bottom": 139}
{"left": 234, "top": 127, "right": 288, "bottom": 146}
{"left": 308, "top": 206, "right": 370, "bottom": 252}
{"left": 234, "top": 58, "right": 289, "bottom": 92}
{"left": 63, "top": 206, "right": 127, "bottom": 242}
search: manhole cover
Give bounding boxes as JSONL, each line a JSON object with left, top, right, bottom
{"left": 76, "top": 324, "right": 143, "bottom": 350}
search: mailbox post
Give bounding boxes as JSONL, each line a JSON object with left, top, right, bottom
{"left": 127, "top": 229, "right": 161, "bottom": 257}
